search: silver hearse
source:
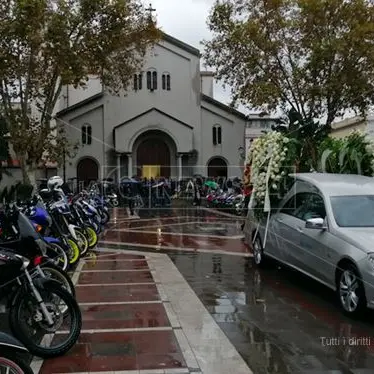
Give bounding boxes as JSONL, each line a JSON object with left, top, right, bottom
{"left": 248, "top": 173, "right": 374, "bottom": 316}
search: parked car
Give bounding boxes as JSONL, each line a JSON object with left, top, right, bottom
{"left": 251, "top": 173, "right": 374, "bottom": 316}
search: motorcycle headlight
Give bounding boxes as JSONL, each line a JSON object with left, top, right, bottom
{"left": 368, "top": 254, "right": 374, "bottom": 271}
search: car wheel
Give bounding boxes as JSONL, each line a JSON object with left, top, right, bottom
{"left": 337, "top": 264, "right": 366, "bottom": 316}
{"left": 252, "top": 233, "right": 266, "bottom": 267}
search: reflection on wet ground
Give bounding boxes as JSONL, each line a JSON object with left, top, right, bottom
{"left": 104, "top": 207, "right": 249, "bottom": 253}
{"left": 104, "top": 206, "right": 374, "bottom": 373}
{"left": 169, "top": 252, "right": 374, "bottom": 374}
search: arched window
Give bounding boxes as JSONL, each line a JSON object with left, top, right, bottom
{"left": 162, "top": 72, "right": 171, "bottom": 90}
{"left": 152, "top": 71, "right": 157, "bottom": 90}
{"left": 147, "top": 69, "right": 157, "bottom": 90}
{"left": 81, "top": 124, "right": 92, "bottom": 145}
{"left": 133, "top": 73, "right": 143, "bottom": 90}
{"left": 212, "top": 125, "right": 222, "bottom": 145}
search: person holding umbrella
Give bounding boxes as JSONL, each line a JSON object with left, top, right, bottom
{"left": 193, "top": 178, "right": 201, "bottom": 207}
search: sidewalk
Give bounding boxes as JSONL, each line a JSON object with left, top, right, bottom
{"left": 37, "top": 248, "right": 252, "bottom": 374}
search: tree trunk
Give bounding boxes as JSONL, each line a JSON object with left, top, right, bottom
{"left": 19, "top": 156, "right": 31, "bottom": 185}
{"left": 27, "top": 167, "right": 37, "bottom": 191}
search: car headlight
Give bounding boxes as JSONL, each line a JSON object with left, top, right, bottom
{"left": 368, "top": 254, "right": 374, "bottom": 271}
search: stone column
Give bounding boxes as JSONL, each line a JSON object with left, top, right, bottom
{"left": 127, "top": 154, "right": 133, "bottom": 178}
{"left": 116, "top": 153, "right": 121, "bottom": 183}
{"left": 177, "top": 153, "right": 183, "bottom": 181}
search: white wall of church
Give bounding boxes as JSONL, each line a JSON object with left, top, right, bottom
{"left": 102, "top": 40, "right": 202, "bottom": 175}
{"left": 58, "top": 76, "right": 103, "bottom": 111}
{"left": 200, "top": 102, "right": 246, "bottom": 177}
{"left": 62, "top": 105, "right": 105, "bottom": 179}
{"left": 56, "top": 35, "right": 256, "bottom": 181}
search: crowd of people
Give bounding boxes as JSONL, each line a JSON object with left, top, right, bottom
{"left": 56, "top": 175, "right": 252, "bottom": 217}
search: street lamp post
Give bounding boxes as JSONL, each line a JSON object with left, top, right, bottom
{"left": 62, "top": 146, "right": 66, "bottom": 183}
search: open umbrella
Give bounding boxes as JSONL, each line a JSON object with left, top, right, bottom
{"left": 204, "top": 181, "right": 218, "bottom": 189}
{"left": 120, "top": 177, "right": 139, "bottom": 184}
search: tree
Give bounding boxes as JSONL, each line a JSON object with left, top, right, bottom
{"left": 0, "top": 0, "right": 159, "bottom": 185}
{"left": 0, "top": 114, "right": 10, "bottom": 182}
{"left": 203, "top": 0, "right": 374, "bottom": 127}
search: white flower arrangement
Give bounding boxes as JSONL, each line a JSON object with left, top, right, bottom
{"left": 246, "top": 132, "right": 291, "bottom": 215}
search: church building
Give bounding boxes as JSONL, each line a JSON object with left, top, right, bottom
{"left": 56, "top": 32, "right": 271, "bottom": 185}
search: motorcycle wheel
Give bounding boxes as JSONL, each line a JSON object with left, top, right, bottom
{"left": 92, "top": 219, "right": 102, "bottom": 234}
{"left": 85, "top": 226, "right": 98, "bottom": 249}
{"left": 46, "top": 243, "right": 69, "bottom": 271}
{"left": 40, "top": 262, "right": 76, "bottom": 297}
{"left": 67, "top": 239, "right": 80, "bottom": 265}
{"left": 0, "top": 351, "right": 33, "bottom": 374}
{"left": 75, "top": 229, "right": 89, "bottom": 256}
{"left": 9, "top": 281, "right": 82, "bottom": 358}
{"left": 100, "top": 210, "right": 110, "bottom": 225}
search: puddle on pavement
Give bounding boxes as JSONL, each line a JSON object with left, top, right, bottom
{"left": 169, "top": 251, "right": 374, "bottom": 373}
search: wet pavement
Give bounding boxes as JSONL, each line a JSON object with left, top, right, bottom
{"left": 170, "top": 252, "right": 374, "bottom": 373}
{"left": 101, "top": 206, "right": 374, "bottom": 373}
{"left": 104, "top": 206, "right": 250, "bottom": 255}
{"left": 3, "top": 205, "right": 374, "bottom": 373}
{"left": 39, "top": 251, "right": 189, "bottom": 373}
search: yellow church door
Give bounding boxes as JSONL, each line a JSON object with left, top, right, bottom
{"left": 137, "top": 138, "right": 170, "bottom": 178}
{"left": 142, "top": 165, "right": 161, "bottom": 179}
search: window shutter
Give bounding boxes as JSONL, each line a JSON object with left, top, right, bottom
{"left": 152, "top": 71, "right": 157, "bottom": 89}
{"left": 87, "top": 126, "right": 92, "bottom": 145}
{"left": 162, "top": 74, "right": 166, "bottom": 90}
{"left": 133, "top": 74, "right": 138, "bottom": 90}
{"left": 147, "top": 71, "right": 151, "bottom": 89}
{"left": 212, "top": 126, "right": 217, "bottom": 145}
{"left": 138, "top": 73, "right": 142, "bottom": 90}
{"left": 82, "top": 126, "right": 87, "bottom": 144}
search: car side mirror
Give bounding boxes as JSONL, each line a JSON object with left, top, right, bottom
{"left": 305, "top": 217, "right": 326, "bottom": 230}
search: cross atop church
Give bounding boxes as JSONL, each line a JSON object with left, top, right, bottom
{"left": 146, "top": 3, "right": 156, "bottom": 21}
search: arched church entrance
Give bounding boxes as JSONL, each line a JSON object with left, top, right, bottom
{"left": 77, "top": 157, "right": 99, "bottom": 186}
{"left": 207, "top": 157, "right": 228, "bottom": 178}
{"left": 135, "top": 130, "right": 175, "bottom": 178}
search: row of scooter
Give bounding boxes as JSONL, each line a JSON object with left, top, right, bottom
{"left": 0, "top": 176, "right": 111, "bottom": 373}
{"left": 205, "top": 189, "right": 246, "bottom": 216}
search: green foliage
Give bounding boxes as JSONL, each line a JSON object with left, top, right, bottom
{"left": 317, "top": 131, "right": 374, "bottom": 175}
{"left": 203, "top": 0, "right": 374, "bottom": 126}
{"left": 0, "top": 0, "right": 160, "bottom": 184}
{"left": 272, "top": 108, "right": 329, "bottom": 171}
{"left": 0, "top": 114, "right": 11, "bottom": 182}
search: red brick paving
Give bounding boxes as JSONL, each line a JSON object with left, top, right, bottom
{"left": 39, "top": 251, "right": 187, "bottom": 373}
{"left": 81, "top": 259, "right": 148, "bottom": 271}
{"left": 78, "top": 270, "right": 154, "bottom": 284}
{"left": 81, "top": 303, "right": 170, "bottom": 330}
{"left": 77, "top": 284, "right": 160, "bottom": 303}
{"left": 40, "top": 331, "right": 185, "bottom": 372}
{"left": 103, "top": 229, "right": 249, "bottom": 253}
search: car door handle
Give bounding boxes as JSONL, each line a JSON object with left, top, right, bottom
{"left": 297, "top": 226, "right": 303, "bottom": 232}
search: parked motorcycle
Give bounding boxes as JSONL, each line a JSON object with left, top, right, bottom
{"left": 0, "top": 174, "right": 113, "bottom": 361}
{"left": 0, "top": 249, "right": 82, "bottom": 358}
{"left": 0, "top": 203, "right": 76, "bottom": 297}
{"left": 0, "top": 331, "right": 33, "bottom": 374}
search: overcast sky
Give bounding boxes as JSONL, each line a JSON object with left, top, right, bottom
{"left": 144, "top": 0, "right": 250, "bottom": 112}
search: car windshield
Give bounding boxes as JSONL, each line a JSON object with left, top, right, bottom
{"left": 330, "top": 195, "right": 374, "bottom": 227}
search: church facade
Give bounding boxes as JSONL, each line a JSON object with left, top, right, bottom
{"left": 56, "top": 33, "right": 272, "bottom": 184}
